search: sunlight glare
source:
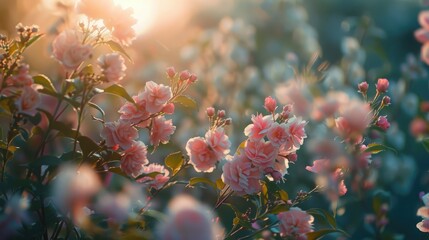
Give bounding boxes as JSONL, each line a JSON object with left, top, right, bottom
{"left": 113, "top": 0, "right": 157, "bottom": 35}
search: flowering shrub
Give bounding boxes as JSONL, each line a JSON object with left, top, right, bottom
{"left": 0, "top": 0, "right": 428, "bottom": 239}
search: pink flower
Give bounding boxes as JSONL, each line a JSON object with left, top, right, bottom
{"left": 417, "top": 207, "right": 429, "bottom": 218}
{"left": 278, "top": 207, "right": 314, "bottom": 239}
{"left": 186, "top": 137, "right": 219, "bottom": 173}
{"left": 150, "top": 116, "right": 176, "bottom": 148}
{"left": 222, "top": 153, "right": 261, "bottom": 195}
{"left": 137, "top": 164, "right": 170, "bottom": 190}
{"left": 162, "top": 103, "right": 175, "bottom": 114}
{"left": 158, "top": 195, "right": 223, "bottom": 240}
{"left": 166, "top": 66, "right": 176, "bottom": 78}
{"left": 52, "top": 30, "right": 92, "bottom": 70}
{"left": 118, "top": 96, "right": 151, "bottom": 128}
{"left": 305, "top": 159, "right": 330, "bottom": 173}
{"left": 244, "top": 139, "right": 278, "bottom": 170}
{"left": 244, "top": 114, "right": 273, "bottom": 140}
{"left": 205, "top": 128, "right": 231, "bottom": 159}
{"left": 7, "top": 64, "right": 33, "bottom": 87}
{"left": 141, "top": 81, "right": 172, "bottom": 113}
{"left": 206, "top": 107, "right": 215, "bottom": 117}
{"left": 335, "top": 101, "right": 371, "bottom": 143}
{"left": 420, "top": 11, "right": 429, "bottom": 30}
{"left": 358, "top": 81, "right": 369, "bottom": 93}
{"left": 264, "top": 96, "right": 277, "bottom": 113}
{"left": 120, "top": 141, "right": 148, "bottom": 178}
{"left": 417, "top": 219, "right": 429, "bottom": 232}
{"left": 376, "top": 116, "right": 390, "bottom": 131}
{"left": 100, "top": 121, "right": 138, "bottom": 149}
{"left": 104, "top": 6, "right": 137, "bottom": 46}
{"left": 376, "top": 78, "right": 389, "bottom": 93}
{"left": 13, "top": 85, "right": 40, "bottom": 116}
{"left": 77, "top": 0, "right": 114, "bottom": 20}
{"left": 267, "top": 122, "right": 289, "bottom": 147}
{"left": 286, "top": 117, "right": 307, "bottom": 149}
{"left": 98, "top": 53, "right": 126, "bottom": 83}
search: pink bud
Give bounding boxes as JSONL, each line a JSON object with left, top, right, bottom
{"left": 188, "top": 74, "right": 198, "bottom": 83}
{"left": 376, "top": 116, "right": 390, "bottom": 131}
{"left": 224, "top": 118, "right": 232, "bottom": 125}
{"left": 287, "top": 153, "right": 298, "bottom": 162}
{"left": 264, "top": 96, "right": 277, "bottom": 113}
{"left": 270, "top": 171, "right": 283, "bottom": 182}
{"left": 382, "top": 96, "right": 391, "bottom": 106}
{"left": 264, "top": 167, "right": 274, "bottom": 174}
{"left": 358, "top": 81, "right": 369, "bottom": 93}
{"left": 166, "top": 66, "right": 176, "bottom": 78}
{"left": 376, "top": 78, "right": 389, "bottom": 93}
{"left": 281, "top": 104, "right": 293, "bottom": 119}
{"left": 162, "top": 103, "right": 175, "bottom": 114}
{"left": 179, "top": 70, "right": 190, "bottom": 81}
{"left": 217, "top": 110, "right": 225, "bottom": 118}
{"left": 206, "top": 107, "right": 215, "bottom": 117}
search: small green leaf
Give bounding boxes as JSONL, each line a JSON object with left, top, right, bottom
{"left": 80, "top": 64, "right": 94, "bottom": 75}
{"left": 33, "top": 74, "right": 56, "bottom": 93}
{"left": 422, "top": 139, "right": 429, "bottom": 152}
{"left": 77, "top": 136, "right": 99, "bottom": 159}
{"left": 270, "top": 204, "right": 289, "bottom": 214}
{"left": 365, "top": 143, "right": 397, "bottom": 155}
{"left": 88, "top": 101, "right": 105, "bottom": 118}
{"left": 279, "top": 190, "right": 289, "bottom": 202}
{"left": 109, "top": 166, "right": 129, "bottom": 178}
{"left": 174, "top": 95, "right": 197, "bottom": 109}
{"left": 164, "top": 151, "right": 184, "bottom": 175}
{"left": 188, "top": 177, "right": 217, "bottom": 189}
{"left": 135, "top": 171, "right": 162, "bottom": 180}
{"left": 105, "top": 40, "right": 133, "bottom": 62}
{"left": 103, "top": 84, "right": 135, "bottom": 103}
{"left": 307, "top": 208, "right": 337, "bottom": 229}
{"left": 216, "top": 178, "right": 226, "bottom": 190}
{"left": 25, "top": 34, "right": 44, "bottom": 48}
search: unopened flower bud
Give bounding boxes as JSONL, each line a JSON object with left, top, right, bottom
{"left": 382, "top": 96, "right": 391, "bottom": 106}
{"left": 281, "top": 104, "right": 293, "bottom": 119}
{"left": 166, "top": 66, "right": 176, "bottom": 78}
{"left": 206, "top": 107, "right": 215, "bottom": 117}
{"left": 162, "top": 103, "right": 175, "bottom": 114}
{"left": 188, "top": 74, "right": 198, "bottom": 83}
{"left": 15, "top": 23, "right": 25, "bottom": 32}
{"left": 264, "top": 96, "right": 277, "bottom": 113}
{"left": 287, "top": 153, "right": 298, "bottom": 162}
{"left": 270, "top": 171, "right": 283, "bottom": 182}
{"left": 31, "top": 25, "right": 39, "bottom": 33}
{"left": 264, "top": 167, "right": 274, "bottom": 174}
{"left": 217, "top": 110, "right": 225, "bottom": 118}
{"left": 224, "top": 118, "right": 232, "bottom": 125}
{"left": 376, "top": 116, "right": 390, "bottom": 131}
{"left": 376, "top": 78, "right": 389, "bottom": 93}
{"left": 179, "top": 70, "right": 190, "bottom": 81}
{"left": 358, "top": 81, "right": 369, "bottom": 93}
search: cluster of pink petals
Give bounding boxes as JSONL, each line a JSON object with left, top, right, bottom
{"left": 150, "top": 116, "right": 176, "bottom": 148}
{"left": 415, "top": 11, "right": 429, "bottom": 65}
{"left": 141, "top": 81, "right": 173, "bottom": 114}
{"left": 277, "top": 207, "right": 314, "bottom": 239}
{"left": 186, "top": 128, "right": 231, "bottom": 172}
{"left": 222, "top": 102, "right": 307, "bottom": 195}
{"left": 6, "top": 64, "right": 33, "bottom": 87}
{"left": 137, "top": 163, "right": 170, "bottom": 190}
{"left": 52, "top": 30, "right": 92, "bottom": 70}
{"left": 335, "top": 101, "right": 372, "bottom": 143}
{"left": 417, "top": 193, "right": 429, "bottom": 232}
{"left": 306, "top": 159, "right": 347, "bottom": 200}
{"left": 77, "top": 0, "right": 137, "bottom": 46}
{"left": 376, "top": 116, "right": 390, "bottom": 131}
{"left": 120, "top": 141, "right": 149, "bottom": 178}
{"left": 15, "top": 85, "right": 41, "bottom": 116}
{"left": 221, "top": 153, "right": 262, "bottom": 195}
{"left": 97, "top": 53, "right": 127, "bottom": 83}
{"left": 100, "top": 121, "right": 138, "bottom": 150}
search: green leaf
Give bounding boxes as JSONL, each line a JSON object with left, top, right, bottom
{"left": 88, "top": 101, "right": 105, "bottom": 118}
{"left": 135, "top": 171, "right": 162, "bottom": 180}
{"left": 279, "top": 190, "right": 289, "bottom": 202}
{"left": 422, "top": 138, "right": 429, "bottom": 152}
{"left": 25, "top": 34, "right": 44, "bottom": 48}
{"left": 307, "top": 229, "right": 344, "bottom": 240}
{"left": 235, "top": 140, "right": 247, "bottom": 155}
{"left": 105, "top": 40, "right": 133, "bottom": 62}
{"left": 188, "top": 177, "right": 217, "bottom": 189}
{"left": 174, "top": 95, "right": 197, "bottom": 109}
{"left": 103, "top": 84, "right": 135, "bottom": 103}
{"left": 60, "top": 151, "right": 83, "bottom": 163}
{"left": 33, "top": 74, "right": 56, "bottom": 93}
{"left": 216, "top": 178, "right": 226, "bottom": 190}
{"left": 307, "top": 208, "right": 337, "bottom": 229}
{"left": 164, "top": 151, "right": 184, "bottom": 175}
{"left": 365, "top": 143, "right": 397, "bottom": 155}
{"left": 270, "top": 204, "right": 289, "bottom": 214}
{"left": 109, "top": 166, "right": 129, "bottom": 178}
{"left": 77, "top": 136, "right": 99, "bottom": 159}
{"left": 80, "top": 64, "right": 94, "bottom": 75}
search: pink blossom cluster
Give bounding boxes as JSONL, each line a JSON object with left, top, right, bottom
{"left": 1, "top": 64, "right": 41, "bottom": 116}
{"left": 417, "top": 193, "right": 429, "bottom": 232}
{"left": 415, "top": 11, "right": 429, "bottom": 65}
{"left": 277, "top": 207, "right": 314, "bottom": 240}
{"left": 186, "top": 108, "right": 231, "bottom": 173}
{"left": 52, "top": 30, "right": 92, "bottom": 71}
{"left": 306, "top": 159, "right": 347, "bottom": 200}
{"left": 77, "top": 0, "right": 137, "bottom": 46}
{"left": 101, "top": 68, "right": 197, "bottom": 187}
{"left": 221, "top": 97, "right": 307, "bottom": 195}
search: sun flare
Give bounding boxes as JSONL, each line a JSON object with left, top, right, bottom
{"left": 113, "top": 0, "right": 157, "bottom": 34}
